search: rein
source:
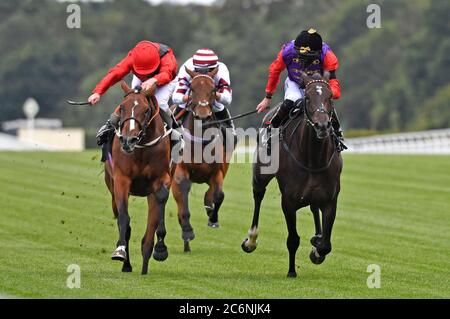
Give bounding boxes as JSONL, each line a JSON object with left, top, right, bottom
{"left": 281, "top": 139, "right": 337, "bottom": 173}
{"left": 278, "top": 81, "right": 337, "bottom": 173}
{"left": 185, "top": 74, "right": 216, "bottom": 118}
{"left": 303, "top": 79, "right": 334, "bottom": 127}
{"left": 182, "top": 73, "right": 221, "bottom": 145}
{"left": 116, "top": 92, "right": 169, "bottom": 148}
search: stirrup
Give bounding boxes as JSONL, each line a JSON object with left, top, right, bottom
{"left": 260, "top": 125, "right": 279, "bottom": 156}
{"left": 96, "top": 124, "right": 115, "bottom": 146}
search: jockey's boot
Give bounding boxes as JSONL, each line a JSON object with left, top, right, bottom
{"left": 270, "top": 99, "right": 294, "bottom": 128}
{"left": 265, "top": 99, "right": 294, "bottom": 155}
{"left": 331, "top": 110, "right": 347, "bottom": 151}
{"left": 160, "top": 108, "right": 184, "bottom": 151}
{"left": 96, "top": 112, "right": 120, "bottom": 146}
{"left": 215, "top": 108, "right": 238, "bottom": 148}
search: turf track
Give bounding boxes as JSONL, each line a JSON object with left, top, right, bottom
{"left": 0, "top": 151, "right": 448, "bottom": 298}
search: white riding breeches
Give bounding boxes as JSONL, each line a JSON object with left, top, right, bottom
{"left": 284, "top": 77, "right": 305, "bottom": 103}
{"left": 131, "top": 75, "right": 177, "bottom": 112}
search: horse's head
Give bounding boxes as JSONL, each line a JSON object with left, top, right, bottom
{"left": 301, "top": 72, "right": 334, "bottom": 139}
{"left": 185, "top": 66, "right": 218, "bottom": 120}
{"left": 117, "top": 81, "right": 155, "bottom": 153}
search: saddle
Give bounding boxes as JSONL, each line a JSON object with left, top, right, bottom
{"left": 262, "top": 100, "right": 304, "bottom": 129}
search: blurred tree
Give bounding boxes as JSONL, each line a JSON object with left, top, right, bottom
{"left": 0, "top": 0, "right": 448, "bottom": 138}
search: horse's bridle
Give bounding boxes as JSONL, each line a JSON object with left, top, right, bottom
{"left": 302, "top": 79, "right": 334, "bottom": 127}
{"left": 186, "top": 74, "right": 217, "bottom": 119}
{"left": 281, "top": 79, "right": 337, "bottom": 173}
{"left": 117, "top": 89, "right": 159, "bottom": 143}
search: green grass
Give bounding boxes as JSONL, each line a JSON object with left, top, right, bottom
{"left": 0, "top": 151, "right": 449, "bottom": 298}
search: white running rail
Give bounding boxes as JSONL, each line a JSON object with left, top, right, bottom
{"left": 345, "top": 128, "right": 450, "bottom": 154}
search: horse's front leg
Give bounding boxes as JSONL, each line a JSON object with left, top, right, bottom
{"left": 141, "top": 195, "right": 159, "bottom": 275}
{"left": 310, "top": 197, "right": 337, "bottom": 265}
{"left": 241, "top": 162, "right": 274, "bottom": 253}
{"left": 172, "top": 166, "right": 194, "bottom": 252}
{"left": 111, "top": 174, "right": 131, "bottom": 264}
{"left": 309, "top": 205, "right": 322, "bottom": 248}
{"left": 281, "top": 197, "right": 300, "bottom": 278}
{"left": 151, "top": 176, "right": 171, "bottom": 262}
{"left": 206, "top": 170, "right": 224, "bottom": 228}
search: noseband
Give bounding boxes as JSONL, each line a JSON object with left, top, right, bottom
{"left": 186, "top": 74, "right": 216, "bottom": 118}
{"left": 117, "top": 89, "right": 159, "bottom": 143}
{"left": 303, "top": 79, "right": 334, "bottom": 127}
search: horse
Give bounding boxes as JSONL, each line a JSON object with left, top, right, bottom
{"left": 170, "top": 66, "right": 234, "bottom": 252}
{"left": 241, "top": 72, "right": 343, "bottom": 277}
{"left": 104, "top": 81, "right": 172, "bottom": 275}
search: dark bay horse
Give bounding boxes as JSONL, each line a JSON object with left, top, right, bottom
{"left": 170, "top": 67, "right": 234, "bottom": 252}
{"left": 241, "top": 72, "right": 343, "bottom": 277}
{"left": 104, "top": 81, "right": 172, "bottom": 275}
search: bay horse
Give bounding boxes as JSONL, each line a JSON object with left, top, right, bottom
{"left": 104, "top": 81, "right": 172, "bottom": 275}
{"left": 170, "top": 67, "right": 234, "bottom": 252}
{"left": 241, "top": 72, "right": 343, "bottom": 277}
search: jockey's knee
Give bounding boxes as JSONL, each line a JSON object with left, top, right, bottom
{"left": 159, "top": 103, "right": 170, "bottom": 113}
{"left": 212, "top": 102, "right": 225, "bottom": 113}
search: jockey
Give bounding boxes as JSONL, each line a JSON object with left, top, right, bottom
{"left": 171, "top": 48, "right": 236, "bottom": 138}
{"left": 88, "top": 40, "right": 182, "bottom": 147}
{"left": 256, "top": 28, "right": 344, "bottom": 141}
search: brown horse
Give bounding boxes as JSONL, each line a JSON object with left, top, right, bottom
{"left": 170, "top": 67, "right": 234, "bottom": 252}
{"left": 241, "top": 72, "right": 343, "bottom": 277}
{"left": 104, "top": 81, "right": 171, "bottom": 275}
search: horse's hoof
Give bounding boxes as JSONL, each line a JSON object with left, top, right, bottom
{"left": 153, "top": 250, "right": 168, "bottom": 261}
{"left": 111, "top": 246, "right": 127, "bottom": 261}
{"left": 184, "top": 241, "right": 191, "bottom": 253}
{"left": 287, "top": 271, "right": 297, "bottom": 278}
{"left": 141, "top": 269, "right": 148, "bottom": 275}
{"left": 208, "top": 221, "right": 219, "bottom": 228}
{"left": 122, "top": 265, "right": 132, "bottom": 273}
{"left": 309, "top": 248, "right": 326, "bottom": 265}
{"left": 310, "top": 235, "right": 322, "bottom": 247}
{"left": 241, "top": 239, "right": 257, "bottom": 253}
{"left": 182, "top": 230, "right": 195, "bottom": 241}
{"left": 205, "top": 207, "right": 213, "bottom": 218}
{"left": 153, "top": 244, "right": 168, "bottom": 262}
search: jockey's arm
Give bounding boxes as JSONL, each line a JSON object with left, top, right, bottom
{"left": 172, "top": 63, "right": 190, "bottom": 105}
{"left": 216, "top": 64, "right": 232, "bottom": 106}
{"left": 153, "top": 48, "right": 178, "bottom": 86}
{"left": 323, "top": 49, "right": 341, "bottom": 99}
{"left": 265, "top": 48, "right": 287, "bottom": 96}
{"left": 92, "top": 51, "right": 133, "bottom": 95}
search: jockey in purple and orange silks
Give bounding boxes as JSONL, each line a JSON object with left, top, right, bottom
{"left": 256, "top": 28, "right": 344, "bottom": 139}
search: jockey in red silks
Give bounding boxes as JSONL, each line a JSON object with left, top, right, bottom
{"left": 256, "top": 28, "right": 344, "bottom": 141}
{"left": 88, "top": 40, "right": 182, "bottom": 147}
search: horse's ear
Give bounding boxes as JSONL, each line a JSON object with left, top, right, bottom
{"left": 323, "top": 71, "right": 330, "bottom": 81}
{"left": 300, "top": 71, "right": 310, "bottom": 86}
{"left": 144, "top": 84, "right": 157, "bottom": 98}
{"left": 208, "top": 67, "right": 219, "bottom": 78}
{"left": 185, "top": 66, "right": 197, "bottom": 79}
{"left": 120, "top": 81, "right": 131, "bottom": 94}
